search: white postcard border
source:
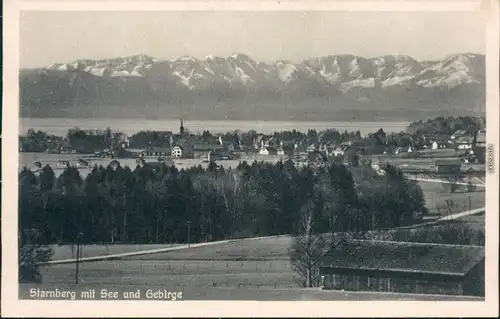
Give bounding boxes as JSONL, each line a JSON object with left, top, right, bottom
{"left": 2, "top": 0, "right": 498, "bottom": 317}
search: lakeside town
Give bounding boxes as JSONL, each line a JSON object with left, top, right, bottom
{"left": 20, "top": 117, "right": 487, "bottom": 175}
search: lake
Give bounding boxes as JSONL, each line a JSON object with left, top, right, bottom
{"left": 20, "top": 117, "right": 410, "bottom": 137}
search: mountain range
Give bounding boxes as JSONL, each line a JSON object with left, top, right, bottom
{"left": 20, "top": 53, "right": 486, "bottom": 121}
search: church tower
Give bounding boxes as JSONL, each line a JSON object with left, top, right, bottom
{"left": 180, "top": 118, "right": 185, "bottom": 135}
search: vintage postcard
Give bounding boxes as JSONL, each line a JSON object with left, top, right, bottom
{"left": 2, "top": 0, "right": 499, "bottom": 317}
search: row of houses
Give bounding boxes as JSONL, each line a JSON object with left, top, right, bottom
{"left": 257, "top": 140, "right": 352, "bottom": 157}
{"left": 448, "top": 129, "right": 486, "bottom": 151}
{"left": 31, "top": 159, "right": 91, "bottom": 170}
{"left": 133, "top": 143, "right": 236, "bottom": 161}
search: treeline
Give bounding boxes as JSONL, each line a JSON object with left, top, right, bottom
{"left": 19, "top": 161, "right": 426, "bottom": 245}
{"left": 407, "top": 116, "right": 485, "bottom": 136}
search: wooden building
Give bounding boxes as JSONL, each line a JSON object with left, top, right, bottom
{"left": 142, "top": 146, "right": 171, "bottom": 158}
{"left": 307, "top": 151, "right": 328, "bottom": 168}
{"left": 76, "top": 159, "right": 90, "bottom": 168}
{"left": 319, "top": 240, "right": 484, "bottom": 296}
{"left": 208, "top": 149, "right": 234, "bottom": 161}
{"left": 193, "top": 144, "right": 223, "bottom": 159}
{"left": 57, "top": 160, "right": 70, "bottom": 169}
{"left": 435, "top": 159, "right": 462, "bottom": 175}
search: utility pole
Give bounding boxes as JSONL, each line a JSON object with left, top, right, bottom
{"left": 187, "top": 221, "right": 191, "bottom": 248}
{"left": 75, "top": 232, "right": 83, "bottom": 285}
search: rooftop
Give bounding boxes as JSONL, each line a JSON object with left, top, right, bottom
{"left": 193, "top": 144, "right": 223, "bottom": 151}
{"left": 320, "top": 240, "right": 484, "bottom": 276}
{"left": 476, "top": 130, "right": 486, "bottom": 144}
{"left": 435, "top": 159, "right": 462, "bottom": 166}
{"left": 455, "top": 136, "right": 474, "bottom": 144}
{"left": 144, "top": 146, "right": 171, "bottom": 152}
{"left": 452, "top": 130, "right": 467, "bottom": 136}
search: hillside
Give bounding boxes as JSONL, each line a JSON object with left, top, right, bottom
{"left": 20, "top": 53, "right": 486, "bottom": 121}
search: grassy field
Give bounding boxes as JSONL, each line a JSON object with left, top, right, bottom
{"left": 443, "top": 213, "right": 485, "bottom": 232}
{"left": 418, "top": 181, "right": 485, "bottom": 217}
{"left": 28, "top": 232, "right": 485, "bottom": 300}
{"left": 50, "top": 244, "right": 185, "bottom": 261}
{"left": 126, "top": 236, "right": 292, "bottom": 261}
{"left": 38, "top": 237, "right": 298, "bottom": 292}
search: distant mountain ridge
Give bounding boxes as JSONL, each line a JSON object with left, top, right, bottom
{"left": 20, "top": 53, "right": 486, "bottom": 121}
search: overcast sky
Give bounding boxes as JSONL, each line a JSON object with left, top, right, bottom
{"left": 20, "top": 10, "right": 485, "bottom": 68}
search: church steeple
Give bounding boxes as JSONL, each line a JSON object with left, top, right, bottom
{"left": 180, "top": 118, "right": 185, "bottom": 135}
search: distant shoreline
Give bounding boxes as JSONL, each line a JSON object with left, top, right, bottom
{"left": 19, "top": 117, "right": 412, "bottom": 137}
{"left": 20, "top": 116, "right": 404, "bottom": 122}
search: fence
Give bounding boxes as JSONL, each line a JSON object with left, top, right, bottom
{"left": 48, "top": 258, "right": 300, "bottom": 289}
{"left": 434, "top": 196, "right": 474, "bottom": 216}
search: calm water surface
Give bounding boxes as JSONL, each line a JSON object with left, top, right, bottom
{"left": 20, "top": 118, "right": 410, "bottom": 137}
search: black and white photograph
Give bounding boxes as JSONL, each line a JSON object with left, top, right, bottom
{"left": 2, "top": 0, "right": 499, "bottom": 317}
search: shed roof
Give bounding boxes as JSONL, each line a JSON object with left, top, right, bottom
{"left": 144, "top": 146, "right": 171, "bottom": 153}
{"left": 435, "top": 159, "right": 462, "bottom": 166}
{"left": 320, "top": 240, "right": 484, "bottom": 276}
{"left": 193, "top": 144, "right": 222, "bottom": 151}
{"left": 308, "top": 151, "right": 328, "bottom": 162}
{"left": 455, "top": 136, "right": 474, "bottom": 144}
{"left": 452, "top": 130, "right": 467, "bottom": 136}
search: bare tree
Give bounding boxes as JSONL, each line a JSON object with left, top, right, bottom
{"left": 289, "top": 202, "right": 331, "bottom": 288}
{"left": 444, "top": 175, "right": 461, "bottom": 193}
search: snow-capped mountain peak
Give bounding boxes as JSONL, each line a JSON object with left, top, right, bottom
{"left": 37, "top": 52, "right": 484, "bottom": 93}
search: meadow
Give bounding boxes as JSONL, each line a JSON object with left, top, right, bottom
{"left": 40, "top": 236, "right": 298, "bottom": 291}
{"left": 29, "top": 230, "right": 484, "bottom": 300}
{"left": 418, "top": 181, "right": 485, "bottom": 218}
{"left": 50, "top": 244, "right": 185, "bottom": 261}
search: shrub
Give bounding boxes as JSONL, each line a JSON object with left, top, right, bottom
{"left": 19, "top": 229, "right": 53, "bottom": 283}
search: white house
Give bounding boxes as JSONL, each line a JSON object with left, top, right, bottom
{"left": 455, "top": 136, "right": 474, "bottom": 150}
{"left": 457, "top": 143, "right": 472, "bottom": 150}
{"left": 172, "top": 146, "right": 183, "bottom": 158}
{"left": 259, "top": 148, "right": 270, "bottom": 155}
{"left": 371, "top": 160, "right": 386, "bottom": 176}
{"left": 431, "top": 141, "right": 439, "bottom": 150}
{"left": 76, "top": 159, "right": 90, "bottom": 168}
{"left": 57, "top": 160, "right": 69, "bottom": 169}
{"left": 307, "top": 144, "right": 317, "bottom": 153}
{"left": 451, "top": 130, "right": 467, "bottom": 140}
{"left": 319, "top": 143, "right": 329, "bottom": 155}
{"left": 258, "top": 141, "right": 269, "bottom": 155}
{"left": 475, "top": 129, "right": 486, "bottom": 148}
{"left": 332, "top": 148, "right": 344, "bottom": 157}
{"left": 277, "top": 141, "right": 285, "bottom": 156}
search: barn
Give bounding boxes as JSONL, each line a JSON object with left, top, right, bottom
{"left": 434, "top": 159, "right": 462, "bottom": 175}
{"left": 319, "top": 240, "right": 484, "bottom": 296}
